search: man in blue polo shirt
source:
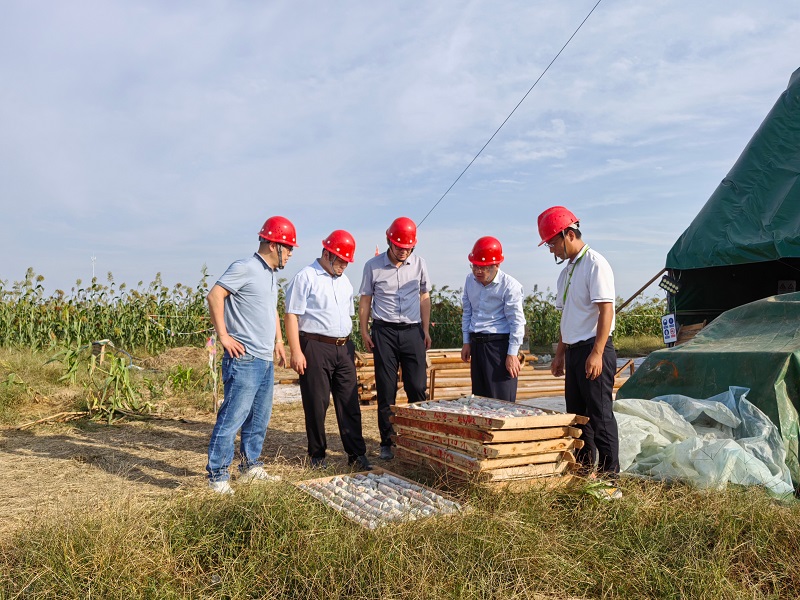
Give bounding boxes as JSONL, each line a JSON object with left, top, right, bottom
{"left": 461, "top": 236, "right": 525, "bottom": 401}
{"left": 284, "top": 229, "right": 371, "bottom": 471}
{"left": 359, "top": 217, "right": 431, "bottom": 460}
{"left": 206, "top": 215, "right": 297, "bottom": 495}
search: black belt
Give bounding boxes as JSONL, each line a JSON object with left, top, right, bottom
{"left": 300, "top": 332, "right": 350, "bottom": 346}
{"left": 470, "top": 332, "right": 509, "bottom": 343}
{"left": 372, "top": 320, "right": 420, "bottom": 330}
{"left": 564, "top": 337, "right": 595, "bottom": 349}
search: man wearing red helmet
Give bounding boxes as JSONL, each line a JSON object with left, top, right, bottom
{"left": 206, "top": 216, "right": 298, "bottom": 494}
{"left": 461, "top": 236, "right": 526, "bottom": 402}
{"left": 537, "top": 206, "right": 620, "bottom": 484}
{"left": 359, "top": 217, "right": 431, "bottom": 460}
{"left": 284, "top": 230, "right": 371, "bottom": 472}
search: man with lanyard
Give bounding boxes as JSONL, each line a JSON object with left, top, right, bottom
{"left": 537, "top": 206, "right": 621, "bottom": 497}
{"left": 284, "top": 230, "right": 372, "bottom": 471}
{"left": 460, "top": 236, "right": 525, "bottom": 401}
{"left": 206, "top": 216, "right": 297, "bottom": 495}
{"left": 359, "top": 217, "right": 431, "bottom": 460}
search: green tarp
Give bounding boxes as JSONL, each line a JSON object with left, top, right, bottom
{"left": 665, "top": 67, "right": 800, "bottom": 324}
{"left": 617, "top": 292, "right": 800, "bottom": 485}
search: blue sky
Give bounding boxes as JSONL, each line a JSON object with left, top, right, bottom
{"left": 2, "top": 1, "right": 799, "bottom": 302}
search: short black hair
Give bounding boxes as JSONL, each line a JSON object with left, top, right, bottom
{"left": 567, "top": 225, "right": 582, "bottom": 239}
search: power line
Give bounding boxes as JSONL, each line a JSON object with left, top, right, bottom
{"left": 417, "top": 0, "right": 604, "bottom": 227}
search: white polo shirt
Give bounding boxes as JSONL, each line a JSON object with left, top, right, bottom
{"left": 555, "top": 245, "right": 615, "bottom": 344}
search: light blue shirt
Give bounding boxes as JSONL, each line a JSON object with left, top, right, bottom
{"left": 285, "top": 260, "right": 354, "bottom": 338}
{"left": 216, "top": 253, "right": 279, "bottom": 361}
{"left": 358, "top": 252, "right": 430, "bottom": 324}
{"left": 461, "top": 269, "right": 526, "bottom": 356}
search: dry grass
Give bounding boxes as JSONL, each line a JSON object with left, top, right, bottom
{"left": 2, "top": 347, "right": 800, "bottom": 599}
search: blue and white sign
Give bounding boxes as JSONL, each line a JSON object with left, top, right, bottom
{"left": 662, "top": 314, "right": 677, "bottom": 344}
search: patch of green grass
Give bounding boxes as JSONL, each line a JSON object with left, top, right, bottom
{"left": 615, "top": 335, "right": 664, "bottom": 357}
{"left": 3, "top": 479, "right": 799, "bottom": 599}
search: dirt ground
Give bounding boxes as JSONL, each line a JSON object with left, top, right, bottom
{"left": 0, "top": 370, "right": 387, "bottom": 540}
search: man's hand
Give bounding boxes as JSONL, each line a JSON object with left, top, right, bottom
{"left": 505, "top": 354, "right": 521, "bottom": 378}
{"left": 585, "top": 350, "right": 603, "bottom": 380}
{"left": 423, "top": 330, "right": 432, "bottom": 350}
{"left": 361, "top": 332, "right": 375, "bottom": 352}
{"left": 290, "top": 349, "right": 306, "bottom": 375}
{"left": 551, "top": 352, "right": 565, "bottom": 377}
{"left": 274, "top": 343, "right": 287, "bottom": 368}
{"left": 461, "top": 343, "right": 471, "bottom": 363}
{"left": 219, "top": 333, "right": 245, "bottom": 358}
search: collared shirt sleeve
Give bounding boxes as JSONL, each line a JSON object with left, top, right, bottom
{"left": 284, "top": 270, "right": 310, "bottom": 316}
{"left": 589, "top": 256, "right": 615, "bottom": 303}
{"left": 358, "top": 259, "right": 374, "bottom": 297}
{"left": 461, "top": 275, "right": 472, "bottom": 344}
{"left": 216, "top": 258, "right": 249, "bottom": 294}
{"left": 419, "top": 256, "right": 430, "bottom": 294}
{"left": 503, "top": 277, "right": 526, "bottom": 355}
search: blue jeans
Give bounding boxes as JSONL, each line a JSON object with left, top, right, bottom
{"left": 206, "top": 353, "right": 275, "bottom": 482}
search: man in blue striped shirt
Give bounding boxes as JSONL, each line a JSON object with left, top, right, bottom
{"left": 461, "top": 236, "right": 526, "bottom": 402}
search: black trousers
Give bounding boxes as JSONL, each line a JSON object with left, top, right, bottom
{"left": 371, "top": 321, "right": 428, "bottom": 447}
{"left": 470, "top": 334, "right": 517, "bottom": 401}
{"left": 564, "top": 338, "right": 620, "bottom": 474}
{"left": 298, "top": 337, "right": 367, "bottom": 460}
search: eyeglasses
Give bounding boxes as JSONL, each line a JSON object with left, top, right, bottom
{"left": 470, "top": 264, "right": 493, "bottom": 272}
{"left": 544, "top": 232, "right": 565, "bottom": 248}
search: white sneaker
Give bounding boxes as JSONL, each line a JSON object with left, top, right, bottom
{"left": 208, "top": 480, "right": 234, "bottom": 495}
{"left": 239, "top": 466, "right": 281, "bottom": 484}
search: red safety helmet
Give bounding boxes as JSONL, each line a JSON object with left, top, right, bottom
{"left": 469, "top": 236, "right": 504, "bottom": 266}
{"left": 386, "top": 217, "right": 417, "bottom": 249}
{"left": 322, "top": 229, "right": 356, "bottom": 263}
{"left": 536, "top": 206, "right": 579, "bottom": 246}
{"left": 258, "top": 216, "right": 298, "bottom": 247}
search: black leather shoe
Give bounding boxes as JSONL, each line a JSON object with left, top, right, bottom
{"left": 348, "top": 454, "right": 373, "bottom": 471}
{"left": 310, "top": 457, "right": 328, "bottom": 470}
{"left": 379, "top": 446, "right": 394, "bottom": 460}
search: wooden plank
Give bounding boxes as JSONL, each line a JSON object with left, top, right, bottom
{"left": 395, "top": 436, "right": 575, "bottom": 472}
{"left": 395, "top": 446, "right": 574, "bottom": 481}
{"left": 392, "top": 403, "right": 588, "bottom": 430}
{"left": 390, "top": 415, "right": 582, "bottom": 442}
{"left": 391, "top": 415, "right": 494, "bottom": 441}
{"left": 395, "top": 425, "right": 583, "bottom": 458}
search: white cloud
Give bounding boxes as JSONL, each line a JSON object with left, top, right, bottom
{"left": 2, "top": 0, "right": 800, "bottom": 300}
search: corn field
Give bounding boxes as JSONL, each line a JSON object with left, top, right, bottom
{"left": 1, "top": 268, "right": 213, "bottom": 354}
{"left": 0, "top": 269, "right": 665, "bottom": 354}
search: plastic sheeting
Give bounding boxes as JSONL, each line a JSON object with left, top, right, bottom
{"left": 615, "top": 387, "right": 794, "bottom": 497}
{"left": 617, "top": 293, "right": 800, "bottom": 484}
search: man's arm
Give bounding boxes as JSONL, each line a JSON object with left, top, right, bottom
{"left": 358, "top": 295, "right": 374, "bottom": 352}
{"left": 420, "top": 291, "right": 432, "bottom": 350}
{"left": 585, "top": 302, "right": 613, "bottom": 380}
{"left": 551, "top": 333, "right": 565, "bottom": 377}
{"left": 461, "top": 283, "right": 472, "bottom": 363}
{"left": 284, "top": 313, "right": 304, "bottom": 375}
{"left": 504, "top": 282, "right": 525, "bottom": 378}
{"left": 207, "top": 284, "right": 245, "bottom": 358}
{"left": 274, "top": 308, "right": 286, "bottom": 367}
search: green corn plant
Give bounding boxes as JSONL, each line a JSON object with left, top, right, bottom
{"left": 86, "top": 355, "right": 151, "bottom": 423}
{"left": 46, "top": 342, "right": 87, "bottom": 385}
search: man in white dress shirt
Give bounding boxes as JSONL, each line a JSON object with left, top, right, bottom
{"left": 285, "top": 230, "right": 371, "bottom": 471}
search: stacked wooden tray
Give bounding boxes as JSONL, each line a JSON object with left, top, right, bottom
{"left": 391, "top": 397, "right": 587, "bottom": 482}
